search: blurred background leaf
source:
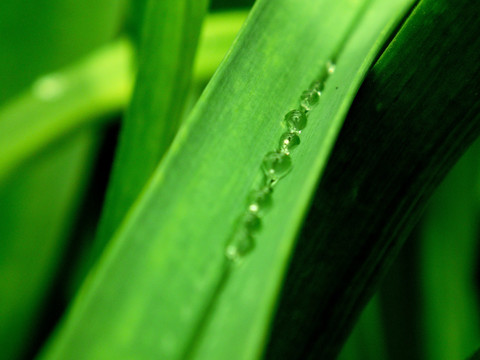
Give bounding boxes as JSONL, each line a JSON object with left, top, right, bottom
{"left": 91, "top": 0, "right": 210, "bottom": 277}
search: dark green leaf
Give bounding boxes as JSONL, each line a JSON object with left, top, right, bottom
{"left": 266, "top": 0, "right": 480, "bottom": 358}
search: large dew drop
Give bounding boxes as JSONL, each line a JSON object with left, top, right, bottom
{"left": 279, "top": 132, "right": 300, "bottom": 155}
{"left": 283, "top": 109, "right": 307, "bottom": 132}
{"left": 310, "top": 80, "right": 325, "bottom": 95}
{"left": 300, "top": 90, "right": 320, "bottom": 111}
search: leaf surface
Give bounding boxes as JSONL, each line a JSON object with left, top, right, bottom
{"left": 41, "top": 0, "right": 415, "bottom": 359}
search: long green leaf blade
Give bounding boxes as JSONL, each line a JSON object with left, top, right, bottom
{"left": 93, "top": 0, "right": 210, "bottom": 252}
{"left": 40, "top": 0, "right": 414, "bottom": 359}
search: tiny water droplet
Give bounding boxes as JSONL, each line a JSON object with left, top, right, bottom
{"left": 262, "top": 151, "right": 292, "bottom": 181}
{"left": 279, "top": 132, "right": 300, "bottom": 154}
{"left": 327, "top": 60, "right": 336, "bottom": 74}
{"left": 300, "top": 90, "right": 320, "bottom": 112}
{"left": 283, "top": 110, "right": 307, "bottom": 132}
{"left": 247, "top": 187, "right": 272, "bottom": 215}
{"left": 225, "top": 230, "right": 255, "bottom": 262}
{"left": 310, "top": 80, "right": 324, "bottom": 95}
{"left": 242, "top": 211, "right": 261, "bottom": 232}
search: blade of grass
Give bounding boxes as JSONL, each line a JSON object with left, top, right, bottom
{"left": 266, "top": 0, "right": 480, "bottom": 358}
{"left": 39, "top": 0, "right": 415, "bottom": 359}
{"left": 92, "top": 0, "right": 210, "bottom": 256}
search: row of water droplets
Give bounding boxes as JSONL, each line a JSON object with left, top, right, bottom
{"left": 225, "top": 60, "right": 336, "bottom": 263}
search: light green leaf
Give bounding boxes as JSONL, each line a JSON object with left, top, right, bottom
{"left": 92, "top": 0, "right": 210, "bottom": 253}
{"left": 40, "top": 0, "right": 415, "bottom": 359}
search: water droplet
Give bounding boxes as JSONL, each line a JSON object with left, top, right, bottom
{"left": 283, "top": 110, "right": 307, "bottom": 132}
{"left": 279, "top": 132, "right": 300, "bottom": 154}
{"left": 300, "top": 90, "right": 320, "bottom": 112}
{"left": 262, "top": 151, "right": 292, "bottom": 181}
{"left": 327, "top": 60, "right": 336, "bottom": 74}
{"left": 225, "top": 230, "right": 255, "bottom": 262}
{"left": 247, "top": 187, "right": 272, "bottom": 215}
{"left": 310, "top": 80, "right": 324, "bottom": 95}
{"left": 241, "top": 211, "right": 261, "bottom": 232}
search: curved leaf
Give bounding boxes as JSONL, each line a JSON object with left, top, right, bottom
{"left": 40, "top": 0, "right": 415, "bottom": 359}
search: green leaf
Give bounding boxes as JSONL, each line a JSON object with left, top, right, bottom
{"left": 93, "top": 0, "right": 210, "bottom": 254}
{"left": 40, "top": 0, "right": 415, "bottom": 359}
{"left": 266, "top": 0, "right": 480, "bottom": 357}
